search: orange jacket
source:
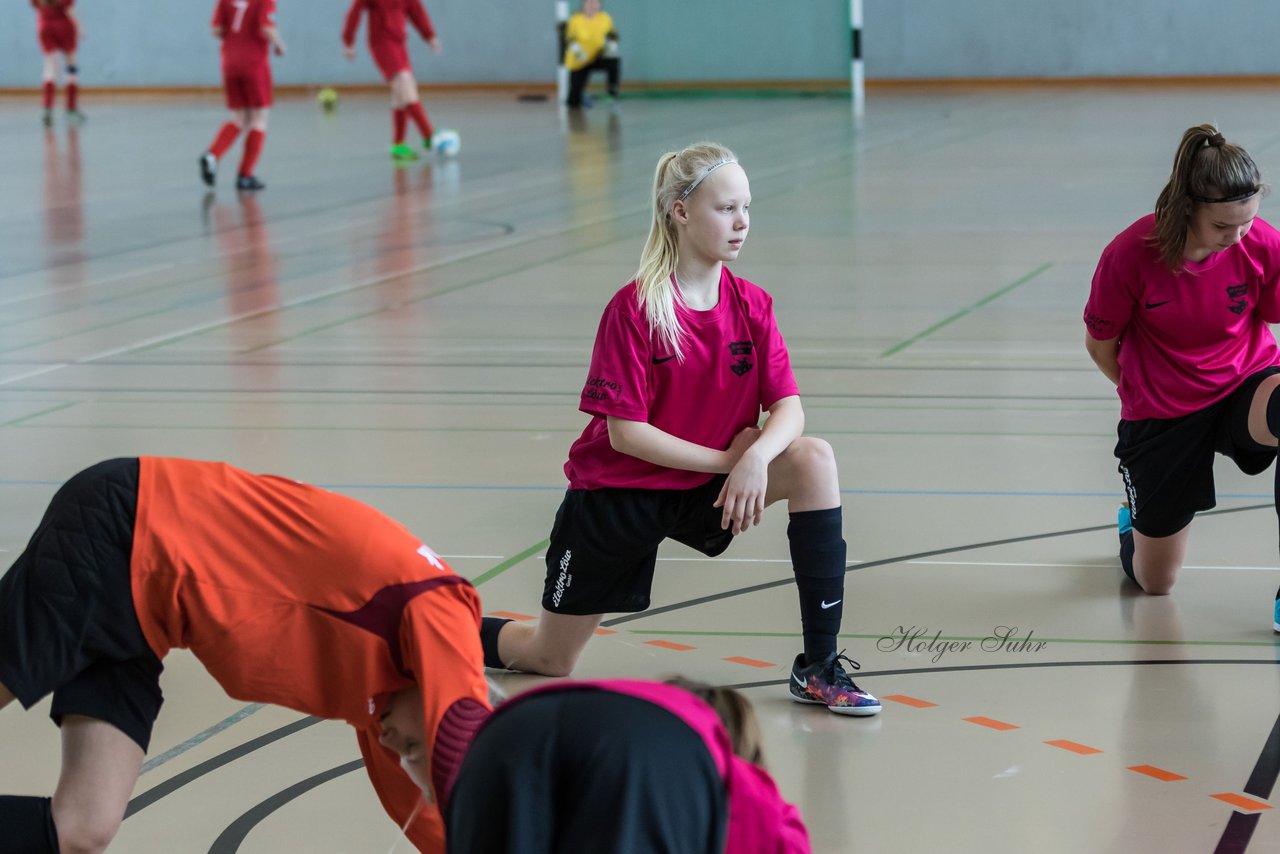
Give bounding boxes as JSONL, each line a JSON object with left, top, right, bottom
{"left": 130, "top": 457, "right": 487, "bottom": 852}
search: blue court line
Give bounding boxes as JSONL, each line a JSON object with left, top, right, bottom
{"left": 0, "top": 479, "right": 1274, "bottom": 501}
{"left": 139, "top": 703, "right": 265, "bottom": 775}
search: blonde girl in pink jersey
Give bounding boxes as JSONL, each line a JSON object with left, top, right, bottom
{"left": 1084, "top": 124, "right": 1280, "bottom": 626}
{"left": 480, "top": 142, "right": 881, "bottom": 716}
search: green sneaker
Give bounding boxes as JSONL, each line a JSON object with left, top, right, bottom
{"left": 390, "top": 143, "right": 419, "bottom": 160}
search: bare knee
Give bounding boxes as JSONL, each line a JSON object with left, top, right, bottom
{"left": 51, "top": 804, "right": 120, "bottom": 854}
{"left": 786, "top": 437, "right": 837, "bottom": 474}
{"left": 1134, "top": 559, "right": 1179, "bottom": 595}
{"left": 497, "top": 622, "right": 585, "bottom": 677}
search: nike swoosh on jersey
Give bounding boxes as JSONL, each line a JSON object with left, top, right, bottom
{"left": 652, "top": 354, "right": 677, "bottom": 365}
{"left": 1144, "top": 300, "right": 1173, "bottom": 309}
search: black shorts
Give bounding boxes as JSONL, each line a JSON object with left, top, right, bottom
{"left": 0, "top": 458, "right": 163, "bottom": 751}
{"left": 445, "top": 688, "right": 726, "bottom": 854}
{"left": 1115, "top": 367, "right": 1280, "bottom": 538}
{"left": 542, "top": 475, "right": 733, "bottom": 615}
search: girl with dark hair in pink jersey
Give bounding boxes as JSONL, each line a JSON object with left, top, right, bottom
{"left": 445, "top": 678, "right": 811, "bottom": 853}
{"left": 1084, "top": 123, "right": 1280, "bottom": 627}
{"left": 479, "top": 142, "right": 881, "bottom": 716}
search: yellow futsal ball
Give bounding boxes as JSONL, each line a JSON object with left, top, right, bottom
{"left": 316, "top": 87, "right": 339, "bottom": 112}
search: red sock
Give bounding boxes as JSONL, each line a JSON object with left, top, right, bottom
{"left": 42, "top": 82, "right": 54, "bottom": 110}
{"left": 393, "top": 108, "right": 408, "bottom": 145}
{"left": 66, "top": 82, "right": 78, "bottom": 112}
{"left": 239, "top": 129, "right": 265, "bottom": 177}
{"left": 208, "top": 122, "right": 241, "bottom": 159}
{"left": 405, "top": 102, "right": 433, "bottom": 142}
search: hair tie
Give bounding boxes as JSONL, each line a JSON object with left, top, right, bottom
{"left": 678, "top": 158, "right": 737, "bottom": 201}
{"left": 1208, "top": 133, "right": 1227, "bottom": 147}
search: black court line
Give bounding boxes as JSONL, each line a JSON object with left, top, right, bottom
{"left": 202, "top": 659, "right": 1278, "bottom": 852}
{"left": 125, "top": 506, "right": 1277, "bottom": 844}
{"left": 602, "top": 503, "right": 1274, "bottom": 628}
{"left": 721, "top": 657, "right": 1280, "bottom": 691}
{"left": 1216, "top": 712, "right": 1280, "bottom": 854}
{"left": 207, "top": 759, "right": 365, "bottom": 854}
{"left": 723, "top": 658, "right": 1280, "bottom": 854}
{"left": 124, "top": 716, "right": 323, "bottom": 818}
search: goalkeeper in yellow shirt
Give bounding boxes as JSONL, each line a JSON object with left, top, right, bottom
{"left": 564, "top": 0, "right": 619, "bottom": 108}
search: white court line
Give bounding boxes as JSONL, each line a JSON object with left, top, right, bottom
{"left": 909, "top": 559, "right": 1278, "bottom": 571}
{"left": 0, "top": 262, "right": 178, "bottom": 308}
{"left": 0, "top": 138, "right": 859, "bottom": 382}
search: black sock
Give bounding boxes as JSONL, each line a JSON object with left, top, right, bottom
{"left": 480, "top": 617, "right": 512, "bottom": 669}
{"left": 1120, "top": 528, "right": 1138, "bottom": 585}
{"left": 789, "top": 507, "right": 846, "bottom": 666}
{"left": 0, "top": 796, "right": 59, "bottom": 853}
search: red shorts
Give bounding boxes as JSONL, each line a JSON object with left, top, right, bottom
{"left": 39, "top": 23, "right": 76, "bottom": 54}
{"left": 223, "top": 64, "right": 273, "bottom": 110}
{"left": 370, "top": 39, "right": 412, "bottom": 81}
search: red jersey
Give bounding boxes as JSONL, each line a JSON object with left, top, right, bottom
{"left": 343, "top": 0, "right": 435, "bottom": 48}
{"left": 32, "top": 0, "right": 74, "bottom": 26}
{"left": 130, "top": 457, "right": 488, "bottom": 852}
{"left": 213, "top": 0, "right": 276, "bottom": 70}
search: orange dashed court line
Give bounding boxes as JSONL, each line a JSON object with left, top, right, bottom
{"left": 593, "top": 628, "right": 617, "bottom": 636}
{"left": 1045, "top": 739, "right": 1103, "bottom": 755}
{"left": 488, "top": 611, "right": 535, "bottom": 621}
{"left": 1211, "top": 793, "right": 1272, "bottom": 812}
{"left": 644, "top": 640, "right": 696, "bottom": 651}
{"left": 723, "top": 656, "right": 774, "bottom": 668}
{"left": 1128, "top": 765, "right": 1187, "bottom": 782}
{"left": 883, "top": 694, "right": 937, "bottom": 709}
{"left": 964, "top": 716, "right": 1019, "bottom": 731}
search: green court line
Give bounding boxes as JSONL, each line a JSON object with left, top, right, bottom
{"left": 626, "top": 629, "right": 1280, "bottom": 649}
{"left": 470, "top": 539, "right": 549, "bottom": 587}
{"left": 237, "top": 307, "right": 390, "bottom": 354}
{"left": 880, "top": 262, "right": 1054, "bottom": 358}
{"left": 0, "top": 402, "right": 78, "bottom": 428}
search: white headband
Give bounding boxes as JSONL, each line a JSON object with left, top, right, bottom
{"left": 678, "top": 158, "right": 737, "bottom": 201}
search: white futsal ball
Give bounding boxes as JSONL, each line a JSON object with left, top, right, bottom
{"left": 431, "top": 129, "right": 461, "bottom": 157}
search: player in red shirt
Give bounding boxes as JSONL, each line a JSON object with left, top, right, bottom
{"left": 0, "top": 457, "right": 489, "bottom": 853}
{"left": 201, "top": 0, "right": 286, "bottom": 192}
{"left": 31, "top": 0, "right": 84, "bottom": 126}
{"left": 342, "top": 0, "right": 443, "bottom": 161}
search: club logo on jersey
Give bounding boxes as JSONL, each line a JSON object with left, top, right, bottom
{"left": 417, "top": 544, "right": 446, "bottom": 571}
{"left": 1084, "top": 311, "right": 1112, "bottom": 336}
{"left": 1226, "top": 283, "right": 1249, "bottom": 316}
{"left": 583, "top": 375, "right": 621, "bottom": 403}
{"left": 728, "top": 341, "right": 754, "bottom": 377}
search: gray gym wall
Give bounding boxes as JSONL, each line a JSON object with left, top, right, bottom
{"left": 1, "top": 1, "right": 1278, "bottom": 89}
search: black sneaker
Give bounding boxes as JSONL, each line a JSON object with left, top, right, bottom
{"left": 790, "top": 650, "right": 881, "bottom": 716}
{"left": 200, "top": 152, "right": 217, "bottom": 187}
{"left": 236, "top": 174, "right": 265, "bottom": 191}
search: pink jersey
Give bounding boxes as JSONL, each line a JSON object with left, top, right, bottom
{"left": 566, "top": 267, "right": 800, "bottom": 490}
{"left": 507, "top": 680, "right": 812, "bottom": 854}
{"left": 213, "top": 0, "right": 276, "bottom": 70}
{"left": 1084, "top": 213, "right": 1280, "bottom": 420}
